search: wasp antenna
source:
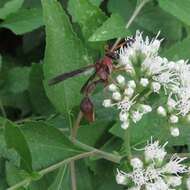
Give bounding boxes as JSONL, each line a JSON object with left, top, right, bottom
{"left": 48, "top": 77, "right": 61, "bottom": 86}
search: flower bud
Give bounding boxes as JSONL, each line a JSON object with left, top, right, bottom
{"left": 124, "top": 87, "right": 134, "bottom": 97}
{"left": 121, "top": 121, "right": 129, "bottom": 129}
{"left": 168, "top": 61, "right": 176, "bottom": 69}
{"left": 102, "top": 99, "right": 112, "bottom": 108}
{"left": 187, "top": 114, "right": 190, "bottom": 122}
{"left": 178, "top": 59, "right": 185, "bottom": 64}
{"left": 170, "top": 127, "right": 179, "bottom": 137}
{"left": 112, "top": 92, "right": 121, "bottom": 101}
{"left": 167, "top": 176, "right": 182, "bottom": 187}
{"left": 116, "top": 169, "right": 127, "bottom": 185}
{"left": 119, "top": 112, "right": 129, "bottom": 122}
{"left": 131, "top": 111, "right": 143, "bottom": 123}
{"left": 128, "top": 80, "right": 136, "bottom": 89}
{"left": 116, "top": 75, "right": 125, "bottom": 85}
{"left": 144, "top": 140, "right": 167, "bottom": 164}
{"left": 130, "top": 158, "right": 143, "bottom": 169}
{"left": 109, "top": 84, "right": 118, "bottom": 92}
{"left": 146, "top": 179, "right": 168, "bottom": 190}
{"left": 125, "top": 63, "right": 136, "bottom": 76}
{"left": 169, "top": 115, "right": 179, "bottom": 124}
{"left": 128, "top": 187, "right": 140, "bottom": 190}
{"left": 167, "top": 98, "right": 176, "bottom": 111}
{"left": 140, "top": 78, "right": 149, "bottom": 87}
{"left": 157, "top": 106, "right": 167, "bottom": 117}
{"left": 151, "top": 82, "right": 161, "bottom": 93}
{"left": 187, "top": 177, "right": 190, "bottom": 190}
{"left": 141, "top": 104, "right": 152, "bottom": 114}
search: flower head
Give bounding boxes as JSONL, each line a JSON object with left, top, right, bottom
{"left": 118, "top": 31, "right": 161, "bottom": 68}
{"left": 103, "top": 30, "right": 190, "bottom": 136}
{"left": 116, "top": 169, "right": 128, "bottom": 185}
{"left": 146, "top": 178, "right": 168, "bottom": 190}
{"left": 144, "top": 138, "right": 167, "bottom": 163}
{"left": 161, "top": 154, "right": 187, "bottom": 175}
{"left": 116, "top": 139, "right": 188, "bottom": 189}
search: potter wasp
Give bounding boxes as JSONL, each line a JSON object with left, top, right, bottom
{"left": 49, "top": 37, "right": 135, "bottom": 121}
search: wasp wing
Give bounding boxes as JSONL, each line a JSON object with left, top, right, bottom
{"left": 48, "top": 65, "right": 94, "bottom": 85}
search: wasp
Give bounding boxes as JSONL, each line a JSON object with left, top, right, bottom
{"left": 49, "top": 37, "right": 135, "bottom": 122}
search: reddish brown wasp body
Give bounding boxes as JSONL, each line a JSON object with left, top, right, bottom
{"left": 48, "top": 54, "right": 114, "bottom": 86}
{"left": 48, "top": 37, "right": 135, "bottom": 86}
{"left": 49, "top": 37, "right": 135, "bottom": 122}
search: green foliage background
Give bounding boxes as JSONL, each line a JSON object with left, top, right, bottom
{"left": 0, "top": 0, "right": 190, "bottom": 189}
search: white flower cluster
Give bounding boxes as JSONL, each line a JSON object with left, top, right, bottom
{"left": 116, "top": 139, "right": 188, "bottom": 190}
{"left": 103, "top": 31, "right": 190, "bottom": 136}
{"left": 103, "top": 75, "right": 152, "bottom": 129}
{"left": 187, "top": 177, "right": 190, "bottom": 190}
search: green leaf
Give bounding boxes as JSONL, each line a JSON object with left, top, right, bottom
{"left": 0, "top": 0, "right": 24, "bottom": 19}
{"left": 23, "top": 0, "right": 42, "bottom": 8}
{"left": 29, "top": 64, "right": 54, "bottom": 115}
{"left": 109, "top": 113, "right": 169, "bottom": 146}
{"left": 68, "top": 0, "right": 107, "bottom": 39}
{"left": 30, "top": 173, "right": 56, "bottom": 190}
{"left": 108, "top": 0, "right": 133, "bottom": 21}
{"left": 5, "top": 67, "right": 30, "bottom": 94}
{"left": 0, "top": 158, "right": 8, "bottom": 190}
{"left": 136, "top": 6, "right": 182, "bottom": 41}
{"left": 98, "top": 137, "right": 121, "bottom": 155}
{"left": 0, "top": 55, "right": 2, "bottom": 71}
{"left": 108, "top": 0, "right": 182, "bottom": 41}
{"left": 0, "top": 8, "right": 43, "bottom": 35}
{"left": 4, "top": 120, "right": 33, "bottom": 173}
{"left": 162, "top": 36, "right": 190, "bottom": 60}
{"left": 6, "top": 162, "right": 25, "bottom": 190}
{"left": 0, "top": 178, "right": 8, "bottom": 190}
{"left": 168, "top": 123, "right": 190, "bottom": 148}
{"left": 0, "top": 128, "right": 19, "bottom": 166}
{"left": 159, "top": 0, "right": 190, "bottom": 26}
{"left": 76, "top": 160, "right": 93, "bottom": 190}
{"left": 48, "top": 165, "right": 70, "bottom": 190}
{"left": 49, "top": 161, "right": 94, "bottom": 190}
{"left": 90, "top": 160, "right": 120, "bottom": 190}
{"left": 89, "top": 14, "right": 129, "bottom": 41}
{"left": 6, "top": 161, "right": 53, "bottom": 190}
{"left": 0, "top": 92, "right": 31, "bottom": 116}
{"left": 20, "top": 121, "right": 84, "bottom": 170}
{"left": 41, "top": 0, "right": 92, "bottom": 119}
{"left": 78, "top": 120, "right": 113, "bottom": 146}
{"left": 89, "top": 0, "right": 102, "bottom": 6}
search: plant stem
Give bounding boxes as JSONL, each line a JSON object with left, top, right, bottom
{"left": 70, "top": 162, "right": 77, "bottom": 190}
{"left": 15, "top": 116, "right": 47, "bottom": 124}
{"left": 73, "top": 139, "right": 122, "bottom": 163}
{"left": 71, "top": 111, "right": 83, "bottom": 139}
{"left": 39, "top": 151, "right": 96, "bottom": 176}
{"left": 70, "top": 111, "right": 83, "bottom": 190}
{"left": 7, "top": 144, "right": 122, "bottom": 190}
{"left": 0, "top": 100, "right": 7, "bottom": 118}
{"left": 7, "top": 151, "right": 96, "bottom": 190}
{"left": 124, "top": 128, "right": 132, "bottom": 160}
{"left": 111, "top": 0, "right": 151, "bottom": 51}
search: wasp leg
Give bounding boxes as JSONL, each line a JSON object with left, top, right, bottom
{"left": 80, "top": 72, "right": 96, "bottom": 94}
